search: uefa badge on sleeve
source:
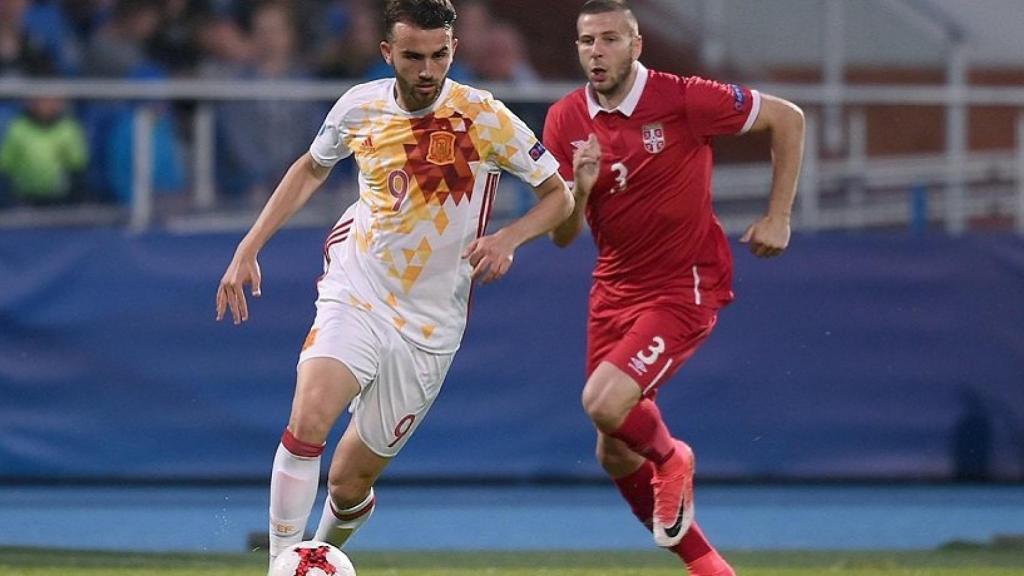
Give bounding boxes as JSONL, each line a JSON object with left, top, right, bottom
{"left": 529, "top": 141, "right": 547, "bottom": 161}
{"left": 642, "top": 123, "right": 666, "bottom": 154}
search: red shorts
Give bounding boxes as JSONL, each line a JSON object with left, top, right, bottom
{"left": 587, "top": 290, "right": 718, "bottom": 397}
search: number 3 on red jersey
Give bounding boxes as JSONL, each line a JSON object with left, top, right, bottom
{"left": 611, "top": 161, "right": 628, "bottom": 193}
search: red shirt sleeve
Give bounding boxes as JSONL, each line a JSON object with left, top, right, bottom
{"left": 543, "top": 103, "right": 575, "bottom": 184}
{"left": 682, "top": 76, "right": 759, "bottom": 139}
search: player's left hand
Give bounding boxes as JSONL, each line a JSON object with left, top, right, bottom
{"left": 740, "top": 214, "right": 790, "bottom": 258}
{"left": 216, "top": 248, "right": 262, "bottom": 324}
{"left": 463, "top": 230, "right": 516, "bottom": 284}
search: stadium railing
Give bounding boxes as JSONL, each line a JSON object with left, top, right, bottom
{"left": 1, "top": 78, "right": 1023, "bottom": 235}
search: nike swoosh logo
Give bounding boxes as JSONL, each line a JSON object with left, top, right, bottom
{"left": 662, "top": 501, "right": 685, "bottom": 538}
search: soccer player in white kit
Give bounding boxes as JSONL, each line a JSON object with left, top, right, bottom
{"left": 214, "top": 0, "right": 572, "bottom": 568}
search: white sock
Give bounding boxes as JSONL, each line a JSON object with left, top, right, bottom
{"left": 313, "top": 487, "right": 376, "bottom": 548}
{"left": 268, "top": 433, "right": 324, "bottom": 562}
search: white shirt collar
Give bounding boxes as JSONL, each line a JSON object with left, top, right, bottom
{"left": 586, "top": 61, "right": 648, "bottom": 119}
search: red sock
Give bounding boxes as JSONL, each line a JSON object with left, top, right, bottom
{"left": 613, "top": 461, "right": 713, "bottom": 564}
{"left": 282, "top": 428, "right": 325, "bottom": 457}
{"left": 609, "top": 400, "right": 676, "bottom": 465}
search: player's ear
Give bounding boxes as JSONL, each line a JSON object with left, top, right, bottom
{"left": 450, "top": 36, "right": 458, "bottom": 57}
{"left": 380, "top": 41, "right": 393, "bottom": 66}
{"left": 632, "top": 34, "right": 643, "bottom": 60}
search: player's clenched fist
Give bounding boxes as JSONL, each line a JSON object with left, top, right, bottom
{"left": 572, "top": 133, "right": 601, "bottom": 195}
{"left": 462, "top": 229, "right": 516, "bottom": 284}
{"left": 739, "top": 214, "right": 791, "bottom": 258}
{"left": 216, "top": 247, "right": 262, "bottom": 325}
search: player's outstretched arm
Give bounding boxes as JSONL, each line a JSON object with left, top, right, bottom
{"left": 216, "top": 153, "right": 332, "bottom": 324}
{"left": 740, "top": 94, "right": 805, "bottom": 258}
{"left": 551, "top": 134, "right": 601, "bottom": 247}
{"left": 463, "top": 173, "right": 573, "bottom": 284}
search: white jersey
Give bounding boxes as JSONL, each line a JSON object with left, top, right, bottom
{"left": 309, "top": 78, "right": 559, "bottom": 353}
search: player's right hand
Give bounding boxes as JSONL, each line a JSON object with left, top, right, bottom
{"left": 216, "top": 249, "right": 262, "bottom": 325}
{"left": 573, "top": 134, "right": 601, "bottom": 195}
{"left": 463, "top": 229, "right": 516, "bottom": 284}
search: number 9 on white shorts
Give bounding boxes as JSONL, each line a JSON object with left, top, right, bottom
{"left": 298, "top": 300, "right": 455, "bottom": 458}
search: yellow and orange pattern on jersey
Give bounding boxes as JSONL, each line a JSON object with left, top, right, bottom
{"left": 309, "top": 78, "right": 558, "bottom": 353}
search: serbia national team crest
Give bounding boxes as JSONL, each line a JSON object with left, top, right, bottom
{"left": 642, "top": 123, "right": 666, "bottom": 154}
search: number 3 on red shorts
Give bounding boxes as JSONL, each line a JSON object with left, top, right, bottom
{"left": 636, "top": 336, "right": 665, "bottom": 366}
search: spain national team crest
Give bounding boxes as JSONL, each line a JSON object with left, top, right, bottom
{"left": 642, "top": 123, "right": 666, "bottom": 154}
{"left": 427, "top": 131, "right": 456, "bottom": 166}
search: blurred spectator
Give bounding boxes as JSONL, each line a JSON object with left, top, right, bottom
{"left": 314, "top": 0, "right": 380, "bottom": 79}
{"left": 75, "top": 1, "right": 185, "bottom": 203}
{"left": 102, "top": 99, "right": 185, "bottom": 204}
{"left": 0, "top": 0, "right": 54, "bottom": 78}
{"left": 0, "top": 0, "right": 65, "bottom": 166}
{"left": 451, "top": 0, "right": 492, "bottom": 78}
{"left": 308, "top": 0, "right": 350, "bottom": 59}
{"left": 150, "top": 0, "right": 207, "bottom": 76}
{"left": 23, "top": 0, "right": 80, "bottom": 75}
{"left": 214, "top": 1, "right": 323, "bottom": 202}
{"left": 474, "top": 21, "right": 540, "bottom": 84}
{"left": 63, "top": 0, "right": 115, "bottom": 46}
{"left": 196, "top": 13, "right": 251, "bottom": 78}
{"left": 83, "top": 0, "right": 162, "bottom": 78}
{"left": 0, "top": 91, "right": 88, "bottom": 206}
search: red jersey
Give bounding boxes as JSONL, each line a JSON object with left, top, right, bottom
{"left": 543, "top": 63, "right": 760, "bottom": 308}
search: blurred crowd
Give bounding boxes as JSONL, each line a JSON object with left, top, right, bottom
{"left": 0, "top": 0, "right": 541, "bottom": 209}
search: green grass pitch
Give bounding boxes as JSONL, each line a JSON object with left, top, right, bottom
{"left": 2, "top": 548, "right": 1024, "bottom": 575}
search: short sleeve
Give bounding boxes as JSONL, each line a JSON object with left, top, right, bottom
{"left": 309, "top": 92, "right": 355, "bottom": 168}
{"left": 490, "top": 100, "right": 560, "bottom": 187}
{"left": 683, "top": 77, "right": 761, "bottom": 138}
{"left": 542, "top": 104, "right": 574, "bottom": 186}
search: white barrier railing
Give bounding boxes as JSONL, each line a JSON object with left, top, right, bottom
{"left": 1018, "top": 112, "right": 1024, "bottom": 235}
{"left": 1, "top": 79, "right": 1023, "bottom": 234}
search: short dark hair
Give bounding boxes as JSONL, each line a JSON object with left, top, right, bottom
{"left": 384, "top": 0, "right": 457, "bottom": 41}
{"left": 578, "top": 0, "right": 639, "bottom": 35}
{"left": 580, "top": 0, "right": 632, "bottom": 16}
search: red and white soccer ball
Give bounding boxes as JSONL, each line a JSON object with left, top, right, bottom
{"left": 270, "top": 541, "right": 356, "bottom": 576}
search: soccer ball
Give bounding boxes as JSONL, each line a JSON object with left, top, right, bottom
{"left": 270, "top": 541, "right": 356, "bottom": 576}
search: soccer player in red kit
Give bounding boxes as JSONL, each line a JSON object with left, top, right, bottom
{"left": 543, "top": 1, "right": 805, "bottom": 574}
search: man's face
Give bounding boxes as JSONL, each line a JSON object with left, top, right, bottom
{"left": 28, "top": 96, "right": 65, "bottom": 122}
{"left": 252, "top": 5, "right": 295, "bottom": 62}
{"left": 576, "top": 11, "right": 642, "bottom": 97}
{"left": 382, "top": 22, "right": 457, "bottom": 111}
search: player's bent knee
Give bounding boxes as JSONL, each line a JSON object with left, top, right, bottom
{"left": 286, "top": 416, "right": 333, "bottom": 446}
{"left": 585, "top": 402, "right": 617, "bottom": 431}
{"left": 326, "top": 475, "right": 373, "bottom": 509}
{"left": 581, "top": 379, "right": 610, "bottom": 418}
{"left": 289, "top": 360, "right": 361, "bottom": 444}
{"left": 583, "top": 390, "right": 630, "bottom": 431}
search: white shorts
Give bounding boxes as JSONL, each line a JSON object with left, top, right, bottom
{"left": 297, "top": 299, "right": 455, "bottom": 458}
